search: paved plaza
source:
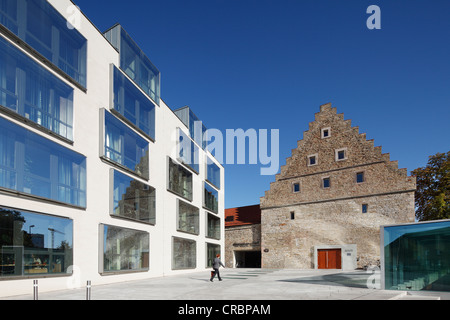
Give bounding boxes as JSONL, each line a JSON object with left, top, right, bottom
{"left": 1, "top": 269, "right": 448, "bottom": 300}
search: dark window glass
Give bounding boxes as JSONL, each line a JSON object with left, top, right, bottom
{"left": 207, "top": 213, "right": 220, "bottom": 240}
{"left": 0, "top": 207, "right": 73, "bottom": 278}
{"left": 0, "top": 0, "right": 87, "bottom": 87}
{"left": 0, "top": 116, "right": 86, "bottom": 207}
{"left": 293, "top": 183, "right": 300, "bottom": 193}
{"left": 112, "top": 170, "right": 155, "bottom": 224}
{"left": 112, "top": 65, "right": 155, "bottom": 140}
{"left": 309, "top": 156, "right": 316, "bottom": 165}
{"left": 178, "top": 128, "right": 199, "bottom": 173}
{"left": 323, "top": 178, "right": 330, "bottom": 189}
{"left": 357, "top": 172, "right": 364, "bottom": 183}
{"left": 206, "top": 156, "right": 220, "bottom": 189}
{"left": 338, "top": 150, "right": 346, "bottom": 160}
{"left": 103, "top": 110, "right": 149, "bottom": 179}
{"left": 0, "top": 36, "right": 74, "bottom": 140}
{"left": 172, "top": 237, "right": 196, "bottom": 270}
{"left": 168, "top": 158, "right": 193, "bottom": 201}
{"left": 177, "top": 199, "right": 199, "bottom": 235}
{"left": 206, "top": 243, "right": 220, "bottom": 268}
{"left": 204, "top": 182, "right": 218, "bottom": 213}
{"left": 101, "top": 224, "right": 149, "bottom": 273}
{"left": 362, "top": 204, "right": 368, "bottom": 213}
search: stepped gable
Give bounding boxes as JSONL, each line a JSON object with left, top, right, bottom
{"left": 260, "top": 103, "right": 416, "bottom": 209}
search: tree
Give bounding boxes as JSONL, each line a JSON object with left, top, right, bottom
{"left": 412, "top": 151, "right": 450, "bottom": 221}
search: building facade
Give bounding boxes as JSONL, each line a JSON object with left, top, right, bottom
{"left": 260, "top": 103, "right": 416, "bottom": 270}
{"left": 0, "top": 0, "right": 224, "bottom": 297}
{"left": 224, "top": 204, "right": 261, "bottom": 268}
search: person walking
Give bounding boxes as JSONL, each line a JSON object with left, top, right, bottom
{"left": 210, "top": 254, "right": 225, "bottom": 282}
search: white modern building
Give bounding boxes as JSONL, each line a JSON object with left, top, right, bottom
{"left": 0, "top": 0, "right": 224, "bottom": 297}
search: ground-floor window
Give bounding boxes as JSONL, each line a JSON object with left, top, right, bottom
{"left": 172, "top": 237, "right": 196, "bottom": 270}
{"left": 0, "top": 206, "right": 73, "bottom": 278}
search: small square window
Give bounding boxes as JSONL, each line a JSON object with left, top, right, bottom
{"left": 322, "top": 177, "right": 330, "bottom": 188}
{"left": 335, "top": 148, "right": 347, "bottom": 161}
{"left": 293, "top": 182, "right": 300, "bottom": 193}
{"left": 308, "top": 154, "right": 318, "bottom": 166}
{"left": 321, "top": 127, "right": 331, "bottom": 139}
{"left": 362, "top": 204, "right": 368, "bottom": 213}
{"left": 356, "top": 172, "right": 364, "bottom": 183}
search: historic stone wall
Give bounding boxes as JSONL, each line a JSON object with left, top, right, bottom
{"left": 225, "top": 224, "right": 261, "bottom": 267}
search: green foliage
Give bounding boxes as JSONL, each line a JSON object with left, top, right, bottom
{"left": 412, "top": 151, "right": 450, "bottom": 221}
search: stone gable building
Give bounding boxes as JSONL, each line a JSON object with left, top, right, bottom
{"left": 260, "top": 103, "right": 416, "bottom": 270}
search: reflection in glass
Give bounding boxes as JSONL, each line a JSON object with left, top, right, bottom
{"left": 206, "top": 243, "right": 221, "bottom": 268}
{"left": 103, "top": 110, "right": 149, "bottom": 179}
{"left": 177, "top": 199, "right": 199, "bottom": 235}
{"left": 0, "top": 116, "right": 86, "bottom": 207}
{"left": 0, "top": 207, "right": 73, "bottom": 278}
{"left": 168, "top": 158, "right": 192, "bottom": 201}
{"left": 178, "top": 128, "right": 199, "bottom": 173}
{"left": 112, "top": 65, "right": 155, "bottom": 140}
{"left": 207, "top": 213, "right": 220, "bottom": 240}
{"left": 0, "top": 36, "right": 74, "bottom": 140}
{"left": 384, "top": 220, "right": 450, "bottom": 292}
{"left": 112, "top": 170, "right": 155, "bottom": 224}
{"left": 0, "top": 0, "right": 87, "bottom": 87}
{"left": 102, "top": 224, "right": 149, "bottom": 273}
{"left": 172, "top": 237, "right": 196, "bottom": 270}
{"left": 206, "top": 156, "right": 220, "bottom": 189}
{"left": 104, "top": 25, "right": 160, "bottom": 105}
{"left": 204, "top": 182, "right": 218, "bottom": 213}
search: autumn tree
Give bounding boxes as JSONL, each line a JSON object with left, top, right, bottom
{"left": 412, "top": 151, "right": 450, "bottom": 221}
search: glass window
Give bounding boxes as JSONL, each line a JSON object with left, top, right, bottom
{"left": 0, "top": 116, "right": 86, "bottom": 207}
{"left": 383, "top": 220, "right": 450, "bottom": 292}
{"left": 112, "top": 65, "right": 155, "bottom": 140}
{"left": 172, "top": 237, "right": 196, "bottom": 270}
{"left": 207, "top": 213, "right": 220, "bottom": 240}
{"left": 102, "top": 109, "right": 149, "bottom": 180}
{"left": 178, "top": 128, "right": 199, "bottom": 173}
{"left": 206, "top": 156, "right": 221, "bottom": 189}
{"left": 308, "top": 154, "right": 317, "bottom": 166}
{"left": 104, "top": 25, "right": 160, "bottom": 105}
{"left": 206, "top": 243, "right": 221, "bottom": 268}
{"left": 0, "top": 36, "right": 74, "bottom": 140}
{"left": 0, "top": 0, "right": 87, "bottom": 87}
{"left": 168, "top": 158, "right": 193, "bottom": 201}
{"left": 293, "top": 182, "right": 300, "bottom": 193}
{"left": 177, "top": 199, "right": 199, "bottom": 235}
{"left": 173, "top": 106, "right": 208, "bottom": 150}
{"left": 0, "top": 206, "right": 73, "bottom": 278}
{"left": 101, "top": 224, "right": 149, "bottom": 273}
{"left": 356, "top": 172, "right": 365, "bottom": 183}
{"left": 322, "top": 177, "right": 330, "bottom": 189}
{"left": 111, "top": 170, "right": 155, "bottom": 224}
{"left": 204, "top": 182, "right": 218, "bottom": 213}
{"left": 362, "top": 204, "right": 368, "bottom": 213}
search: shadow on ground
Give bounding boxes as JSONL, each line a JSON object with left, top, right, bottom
{"left": 279, "top": 272, "right": 378, "bottom": 289}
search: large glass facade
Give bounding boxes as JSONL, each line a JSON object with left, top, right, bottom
{"left": 102, "top": 109, "right": 149, "bottom": 180}
{"left": 101, "top": 224, "right": 149, "bottom": 273}
{"left": 0, "top": 36, "right": 74, "bottom": 141}
{"left": 204, "top": 182, "right": 218, "bottom": 213}
{"left": 0, "top": 0, "right": 87, "bottom": 87}
{"left": 206, "top": 243, "right": 221, "bottom": 268}
{"left": 172, "top": 237, "right": 196, "bottom": 270}
{"left": 177, "top": 199, "right": 199, "bottom": 235}
{"left": 168, "top": 158, "right": 193, "bottom": 201}
{"left": 206, "top": 156, "right": 220, "bottom": 189}
{"left": 111, "top": 170, "right": 155, "bottom": 224}
{"left": 206, "top": 212, "right": 220, "bottom": 240}
{"left": 383, "top": 220, "right": 450, "bottom": 292}
{"left": 174, "top": 106, "right": 208, "bottom": 150}
{"left": 0, "top": 116, "right": 86, "bottom": 207}
{"left": 104, "top": 25, "right": 160, "bottom": 105}
{"left": 112, "top": 65, "right": 155, "bottom": 140}
{"left": 178, "top": 128, "right": 199, "bottom": 173}
{"left": 0, "top": 206, "right": 73, "bottom": 278}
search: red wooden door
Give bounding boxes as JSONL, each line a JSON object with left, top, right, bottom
{"left": 318, "top": 249, "right": 342, "bottom": 269}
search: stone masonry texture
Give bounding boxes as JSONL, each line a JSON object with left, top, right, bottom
{"left": 260, "top": 103, "right": 416, "bottom": 269}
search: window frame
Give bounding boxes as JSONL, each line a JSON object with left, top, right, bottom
{"left": 322, "top": 176, "right": 331, "bottom": 189}
{"left": 321, "top": 127, "right": 331, "bottom": 139}
{"left": 335, "top": 148, "right": 348, "bottom": 162}
{"left": 307, "top": 153, "right": 318, "bottom": 167}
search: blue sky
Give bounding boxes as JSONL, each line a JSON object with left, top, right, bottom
{"left": 73, "top": 0, "right": 450, "bottom": 209}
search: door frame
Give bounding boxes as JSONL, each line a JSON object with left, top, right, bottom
{"left": 313, "top": 244, "right": 357, "bottom": 270}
